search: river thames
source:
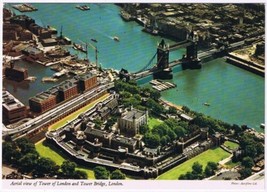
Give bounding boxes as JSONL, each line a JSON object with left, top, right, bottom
{"left": 4, "top": 3, "right": 264, "bottom": 131}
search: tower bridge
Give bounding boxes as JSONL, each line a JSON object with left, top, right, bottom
{"left": 129, "top": 31, "right": 201, "bottom": 80}
{"left": 121, "top": 32, "right": 245, "bottom": 81}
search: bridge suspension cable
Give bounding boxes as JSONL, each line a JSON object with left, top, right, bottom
{"left": 136, "top": 52, "right": 157, "bottom": 73}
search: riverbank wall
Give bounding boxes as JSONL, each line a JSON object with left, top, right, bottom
{"left": 226, "top": 53, "right": 264, "bottom": 77}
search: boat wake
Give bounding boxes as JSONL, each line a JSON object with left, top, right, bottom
{"left": 89, "top": 27, "right": 113, "bottom": 40}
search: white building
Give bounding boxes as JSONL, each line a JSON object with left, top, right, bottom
{"left": 118, "top": 107, "right": 148, "bottom": 136}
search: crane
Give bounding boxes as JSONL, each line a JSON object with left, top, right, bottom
{"left": 79, "top": 40, "right": 99, "bottom": 68}
{"left": 87, "top": 42, "right": 98, "bottom": 68}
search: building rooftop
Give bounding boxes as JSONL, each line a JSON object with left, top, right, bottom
{"left": 84, "top": 127, "right": 107, "bottom": 138}
{"left": 78, "top": 72, "right": 95, "bottom": 81}
{"left": 11, "top": 14, "right": 35, "bottom": 22}
{"left": 30, "top": 91, "right": 55, "bottom": 103}
{"left": 112, "top": 135, "right": 137, "bottom": 146}
{"left": 122, "top": 108, "right": 146, "bottom": 122}
{"left": 23, "top": 46, "right": 42, "bottom": 55}
{"left": 42, "top": 38, "right": 57, "bottom": 44}
{"left": 58, "top": 79, "right": 77, "bottom": 91}
{"left": 2, "top": 91, "right": 25, "bottom": 111}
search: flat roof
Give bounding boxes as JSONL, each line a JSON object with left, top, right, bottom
{"left": 23, "top": 46, "right": 42, "bottom": 55}
{"left": 78, "top": 72, "right": 95, "bottom": 81}
{"left": 112, "top": 135, "right": 137, "bottom": 146}
{"left": 42, "top": 38, "right": 57, "bottom": 43}
{"left": 2, "top": 91, "right": 25, "bottom": 111}
{"left": 122, "top": 108, "right": 146, "bottom": 122}
{"left": 58, "top": 79, "right": 77, "bottom": 91}
{"left": 84, "top": 127, "right": 106, "bottom": 138}
{"left": 30, "top": 91, "right": 55, "bottom": 103}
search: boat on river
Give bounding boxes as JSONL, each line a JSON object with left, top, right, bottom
{"left": 91, "top": 38, "right": 97, "bottom": 43}
{"left": 203, "top": 102, "right": 210, "bottom": 106}
{"left": 76, "top": 5, "right": 90, "bottom": 11}
{"left": 73, "top": 43, "right": 87, "bottom": 53}
{"left": 113, "top": 36, "right": 120, "bottom": 42}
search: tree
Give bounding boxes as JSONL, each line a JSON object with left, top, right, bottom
{"left": 146, "top": 98, "right": 165, "bottom": 114}
{"left": 178, "top": 174, "right": 187, "bottom": 180}
{"left": 73, "top": 170, "right": 88, "bottom": 179}
{"left": 245, "top": 145, "right": 257, "bottom": 158}
{"left": 232, "top": 124, "right": 242, "bottom": 136}
{"left": 168, "top": 106, "right": 177, "bottom": 114}
{"left": 167, "top": 129, "right": 177, "bottom": 141}
{"left": 204, "top": 162, "right": 218, "bottom": 177}
{"left": 204, "top": 166, "right": 213, "bottom": 177}
{"left": 177, "top": 121, "right": 188, "bottom": 129}
{"left": 160, "top": 136, "right": 168, "bottom": 146}
{"left": 188, "top": 124, "right": 200, "bottom": 133}
{"left": 2, "top": 142, "right": 21, "bottom": 164}
{"left": 164, "top": 118, "right": 179, "bottom": 129}
{"left": 35, "top": 157, "right": 57, "bottom": 177}
{"left": 152, "top": 124, "right": 169, "bottom": 137}
{"left": 18, "top": 153, "right": 39, "bottom": 173}
{"left": 150, "top": 89, "right": 161, "bottom": 101}
{"left": 140, "top": 124, "right": 149, "bottom": 135}
{"left": 174, "top": 126, "right": 187, "bottom": 138}
{"left": 94, "top": 166, "right": 110, "bottom": 179}
{"left": 61, "top": 160, "right": 76, "bottom": 177}
{"left": 120, "top": 91, "right": 132, "bottom": 99}
{"left": 110, "top": 169, "right": 126, "bottom": 180}
{"left": 239, "top": 168, "right": 252, "bottom": 179}
{"left": 192, "top": 162, "right": 203, "bottom": 175}
{"left": 207, "top": 162, "right": 218, "bottom": 171}
{"left": 185, "top": 171, "right": 194, "bottom": 180}
{"left": 143, "top": 133, "right": 160, "bottom": 148}
{"left": 93, "top": 118, "right": 103, "bottom": 129}
{"left": 255, "top": 142, "right": 264, "bottom": 155}
{"left": 182, "top": 106, "right": 190, "bottom": 113}
{"left": 16, "top": 138, "right": 36, "bottom": 155}
{"left": 242, "top": 156, "right": 254, "bottom": 168}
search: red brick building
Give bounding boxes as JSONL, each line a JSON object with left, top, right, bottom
{"left": 78, "top": 73, "right": 97, "bottom": 92}
{"left": 58, "top": 79, "right": 79, "bottom": 101}
{"left": 5, "top": 66, "right": 29, "bottom": 82}
{"left": 29, "top": 92, "right": 57, "bottom": 113}
{"left": 2, "top": 91, "right": 27, "bottom": 124}
{"left": 21, "top": 46, "right": 44, "bottom": 61}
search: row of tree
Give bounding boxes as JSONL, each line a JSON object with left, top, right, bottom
{"left": 179, "top": 161, "right": 218, "bottom": 180}
{"left": 94, "top": 166, "right": 126, "bottom": 179}
{"left": 184, "top": 106, "right": 264, "bottom": 180}
{"left": 3, "top": 138, "right": 87, "bottom": 179}
{"left": 142, "top": 118, "right": 188, "bottom": 148}
{"left": 114, "top": 80, "right": 162, "bottom": 113}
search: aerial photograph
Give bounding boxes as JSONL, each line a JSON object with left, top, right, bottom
{"left": 1, "top": 2, "right": 265, "bottom": 191}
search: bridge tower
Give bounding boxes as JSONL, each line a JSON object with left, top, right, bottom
{"left": 186, "top": 31, "right": 198, "bottom": 59}
{"left": 157, "top": 39, "right": 169, "bottom": 69}
{"left": 154, "top": 39, "right": 173, "bottom": 79}
{"left": 182, "top": 31, "right": 201, "bottom": 69}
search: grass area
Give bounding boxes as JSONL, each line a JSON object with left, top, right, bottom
{"left": 148, "top": 117, "right": 163, "bottom": 129}
{"left": 49, "top": 94, "right": 109, "bottom": 131}
{"left": 224, "top": 141, "right": 239, "bottom": 150}
{"left": 225, "top": 160, "right": 241, "bottom": 169}
{"left": 35, "top": 140, "right": 66, "bottom": 165}
{"left": 157, "top": 147, "right": 231, "bottom": 180}
{"left": 35, "top": 140, "right": 95, "bottom": 179}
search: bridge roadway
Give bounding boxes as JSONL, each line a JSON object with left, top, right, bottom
{"left": 2, "top": 82, "right": 115, "bottom": 139}
{"left": 133, "top": 40, "right": 245, "bottom": 80}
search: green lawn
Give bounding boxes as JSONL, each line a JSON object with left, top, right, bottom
{"left": 148, "top": 117, "right": 163, "bottom": 129}
{"left": 224, "top": 141, "right": 239, "bottom": 150}
{"left": 157, "top": 147, "right": 231, "bottom": 180}
{"left": 35, "top": 140, "right": 95, "bottom": 179}
{"left": 49, "top": 94, "right": 109, "bottom": 131}
{"left": 225, "top": 160, "right": 241, "bottom": 169}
